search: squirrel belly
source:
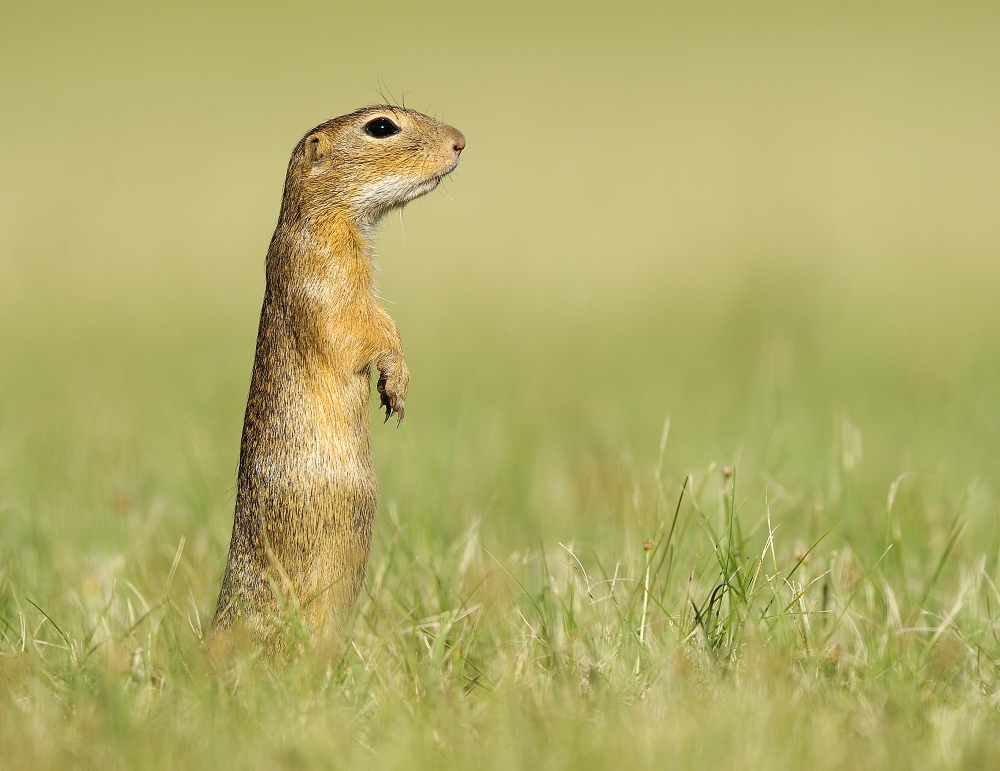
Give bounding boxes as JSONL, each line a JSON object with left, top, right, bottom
{"left": 210, "top": 107, "right": 465, "bottom": 652}
{"left": 213, "top": 289, "right": 378, "bottom": 641}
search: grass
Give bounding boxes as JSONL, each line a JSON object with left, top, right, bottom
{"left": 4, "top": 263, "right": 1000, "bottom": 769}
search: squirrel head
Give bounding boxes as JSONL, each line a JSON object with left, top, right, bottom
{"left": 280, "top": 106, "right": 465, "bottom": 233}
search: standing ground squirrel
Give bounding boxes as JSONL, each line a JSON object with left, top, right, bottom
{"left": 211, "top": 107, "right": 465, "bottom": 652}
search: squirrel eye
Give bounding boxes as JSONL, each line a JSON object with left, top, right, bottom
{"left": 364, "top": 117, "right": 400, "bottom": 138}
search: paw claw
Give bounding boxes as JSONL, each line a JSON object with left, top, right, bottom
{"left": 376, "top": 366, "right": 407, "bottom": 428}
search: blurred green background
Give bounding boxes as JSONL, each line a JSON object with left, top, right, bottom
{"left": 2, "top": 0, "right": 999, "bottom": 578}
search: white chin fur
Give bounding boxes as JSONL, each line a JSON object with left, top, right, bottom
{"left": 356, "top": 174, "right": 440, "bottom": 218}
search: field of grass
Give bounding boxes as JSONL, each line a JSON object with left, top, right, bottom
{"left": 3, "top": 2, "right": 1000, "bottom": 768}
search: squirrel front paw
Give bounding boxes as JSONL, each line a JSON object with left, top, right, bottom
{"left": 376, "top": 361, "right": 409, "bottom": 427}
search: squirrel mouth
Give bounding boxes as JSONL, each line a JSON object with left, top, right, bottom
{"left": 407, "top": 174, "right": 444, "bottom": 200}
{"left": 356, "top": 163, "right": 458, "bottom": 217}
{"left": 405, "top": 158, "right": 460, "bottom": 202}
{"left": 414, "top": 159, "right": 458, "bottom": 196}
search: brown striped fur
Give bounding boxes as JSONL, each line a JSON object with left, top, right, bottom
{"left": 210, "top": 107, "right": 465, "bottom": 653}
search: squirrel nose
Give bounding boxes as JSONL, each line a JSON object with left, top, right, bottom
{"left": 452, "top": 132, "right": 466, "bottom": 154}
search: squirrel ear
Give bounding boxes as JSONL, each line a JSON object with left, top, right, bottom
{"left": 304, "top": 133, "right": 330, "bottom": 166}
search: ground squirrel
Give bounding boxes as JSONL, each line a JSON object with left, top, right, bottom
{"left": 211, "top": 107, "right": 465, "bottom": 651}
